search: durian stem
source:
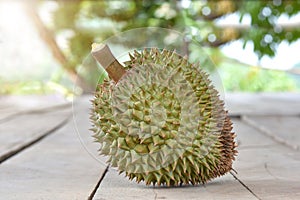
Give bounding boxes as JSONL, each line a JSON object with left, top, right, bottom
{"left": 91, "top": 43, "right": 126, "bottom": 82}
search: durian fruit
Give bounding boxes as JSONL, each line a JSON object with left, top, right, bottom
{"left": 90, "top": 44, "right": 237, "bottom": 186}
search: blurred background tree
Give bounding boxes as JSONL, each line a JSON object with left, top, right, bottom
{"left": 1, "top": 0, "right": 300, "bottom": 95}
{"left": 48, "top": 0, "right": 300, "bottom": 54}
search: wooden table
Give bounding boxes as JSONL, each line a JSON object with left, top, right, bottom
{"left": 0, "top": 93, "right": 299, "bottom": 200}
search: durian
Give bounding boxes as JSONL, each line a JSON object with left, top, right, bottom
{"left": 90, "top": 44, "right": 237, "bottom": 186}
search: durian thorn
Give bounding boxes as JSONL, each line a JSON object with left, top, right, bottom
{"left": 129, "top": 53, "right": 134, "bottom": 60}
{"left": 91, "top": 43, "right": 126, "bottom": 82}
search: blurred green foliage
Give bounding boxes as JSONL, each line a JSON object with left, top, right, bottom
{"left": 220, "top": 62, "right": 297, "bottom": 92}
{"left": 0, "top": 69, "right": 74, "bottom": 96}
{"left": 50, "top": 0, "right": 300, "bottom": 59}
{"left": 240, "top": 0, "right": 300, "bottom": 58}
{"left": 24, "top": 0, "right": 300, "bottom": 93}
{"left": 0, "top": 79, "right": 73, "bottom": 96}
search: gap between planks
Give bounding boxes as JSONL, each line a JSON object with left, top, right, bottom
{"left": 230, "top": 171, "right": 262, "bottom": 200}
{"left": 89, "top": 165, "right": 109, "bottom": 200}
{"left": 241, "top": 115, "right": 299, "bottom": 151}
{"left": 0, "top": 115, "right": 70, "bottom": 164}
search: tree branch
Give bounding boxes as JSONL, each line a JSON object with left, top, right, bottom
{"left": 23, "top": 2, "right": 92, "bottom": 93}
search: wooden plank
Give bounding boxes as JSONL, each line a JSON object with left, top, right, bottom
{"left": 0, "top": 96, "right": 107, "bottom": 199}
{"left": 242, "top": 116, "right": 300, "bottom": 150}
{"left": 93, "top": 170, "right": 256, "bottom": 200}
{"left": 0, "top": 106, "right": 71, "bottom": 163}
{"left": 232, "top": 119, "right": 277, "bottom": 149}
{"left": 0, "top": 95, "right": 70, "bottom": 122}
{"left": 225, "top": 93, "right": 300, "bottom": 116}
{"left": 72, "top": 95, "right": 102, "bottom": 162}
{"left": 232, "top": 120, "right": 300, "bottom": 200}
{"left": 234, "top": 148, "right": 300, "bottom": 200}
{"left": 93, "top": 169, "right": 155, "bottom": 200}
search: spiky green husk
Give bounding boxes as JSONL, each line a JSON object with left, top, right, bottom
{"left": 91, "top": 48, "right": 237, "bottom": 186}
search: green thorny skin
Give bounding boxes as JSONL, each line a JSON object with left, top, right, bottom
{"left": 90, "top": 48, "right": 237, "bottom": 186}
